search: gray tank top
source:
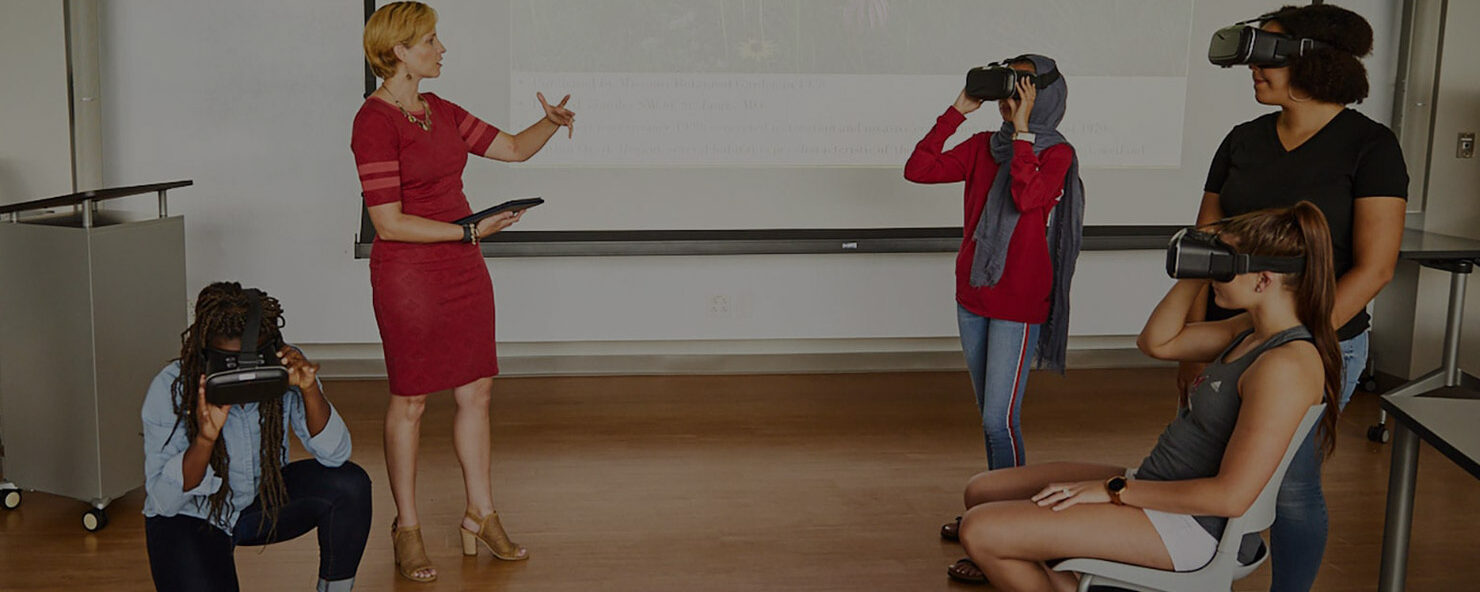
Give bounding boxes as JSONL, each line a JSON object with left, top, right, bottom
{"left": 1135, "top": 325, "right": 1314, "bottom": 538}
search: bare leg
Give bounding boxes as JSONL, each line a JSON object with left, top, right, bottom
{"left": 448, "top": 376, "right": 529, "bottom": 560}
{"left": 385, "top": 393, "right": 434, "bottom": 580}
{"left": 960, "top": 500, "right": 1174, "bottom": 592}
{"left": 945, "top": 462, "right": 1129, "bottom": 581}
{"left": 964, "top": 462, "right": 1126, "bottom": 509}
{"left": 452, "top": 377, "right": 496, "bottom": 527}
{"left": 1042, "top": 563, "right": 1079, "bottom": 592}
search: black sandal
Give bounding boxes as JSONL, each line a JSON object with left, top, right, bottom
{"left": 946, "top": 557, "right": 988, "bottom": 585}
{"left": 940, "top": 515, "right": 963, "bottom": 542}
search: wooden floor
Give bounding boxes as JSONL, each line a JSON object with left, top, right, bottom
{"left": 2, "top": 368, "right": 1477, "bottom": 591}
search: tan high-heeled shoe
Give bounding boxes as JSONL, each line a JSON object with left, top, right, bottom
{"left": 391, "top": 518, "right": 437, "bottom": 582}
{"left": 460, "top": 509, "right": 529, "bottom": 561}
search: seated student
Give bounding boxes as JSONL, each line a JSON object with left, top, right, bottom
{"left": 142, "top": 282, "right": 371, "bottom": 592}
{"left": 942, "top": 202, "right": 1342, "bottom": 591}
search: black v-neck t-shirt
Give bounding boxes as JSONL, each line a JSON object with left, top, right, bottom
{"left": 1204, "top": 108, "right": 1409, "bottom": 340}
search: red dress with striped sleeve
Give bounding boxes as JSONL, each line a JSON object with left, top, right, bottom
{"left": 351, "top": 93, "right": 503, "bottom": 396}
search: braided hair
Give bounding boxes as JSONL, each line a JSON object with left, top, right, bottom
{"left": 170, "top": 281, "right": 290, "bottom": 534}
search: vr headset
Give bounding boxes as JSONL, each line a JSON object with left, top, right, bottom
{"left": 965, "top": 56, "right": 1060, "bottom": 101}
{"left": 1208, "top": 16, "right": 1331, "bottom": 67}
{"left": 202, "top": 289, "right": 289, "bottom": 406}
{"left": 1166, "top": 227, "right": 1305, "bottom": 282}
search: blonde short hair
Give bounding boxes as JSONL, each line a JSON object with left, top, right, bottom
{"left": 364, "top": 1, "right": 438, "bottom": 80}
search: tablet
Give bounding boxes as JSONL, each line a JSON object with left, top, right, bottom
{"left": 455, "top": 197, "right": 544, "bottom": 226}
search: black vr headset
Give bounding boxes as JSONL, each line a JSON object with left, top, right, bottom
{"left": 1166, "top": 227, "right": 1305, "bottom": 282}
{"left": 965, "top": 56, "right": 1060, "bottom": 101}
{"left": 202, "top": 289, "right": 289, "bottom": 406}
{"left": 1208, "top": 15, "right": 1331, "bottom": 68}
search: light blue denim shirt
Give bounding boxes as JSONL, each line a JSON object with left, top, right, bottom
{"left": 141, "top": 360, "right": 352, "bottom": 533}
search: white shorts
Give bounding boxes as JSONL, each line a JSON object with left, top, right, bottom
{"left": 1141, "top": 508, "right": 1218, "bottom": 571}
{"left": 1122, "top": 469, "right": 1217, "bottom": 572}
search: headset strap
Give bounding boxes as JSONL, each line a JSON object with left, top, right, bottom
{"left": 239, "top": 289, "right": 264, "bottom": 366}
{"left": 1294, "top": 36, "right": 1330, "bottom": 56}
{"left": 1002, "top": 55, "right": 1061, "bottom": 88}
{"left": 1234, "top": 254, "right": 1307, "bottom": 275}
{"left": 1034, "top": 67, "right": 1060, "bottom": 89}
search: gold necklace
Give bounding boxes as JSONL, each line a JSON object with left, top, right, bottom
{"left": 384, "top": 86, "right": 432, "bottom": 132}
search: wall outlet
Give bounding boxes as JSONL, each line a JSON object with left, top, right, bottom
{"left": 1459, "top": 132, "right": 1475, "bottom": 159}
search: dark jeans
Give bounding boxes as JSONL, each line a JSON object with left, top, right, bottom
{"left": 1268, "top": 331, "right": 1368, "bottom": 591}
{"left": 145, "top": 460, "right": 372, "bottom": 592}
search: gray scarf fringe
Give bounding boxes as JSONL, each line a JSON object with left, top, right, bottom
{"left": 967, "top": 54, "right": 1085, "bottom": 374}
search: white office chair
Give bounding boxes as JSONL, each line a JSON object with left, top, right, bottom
{"left": 1053, "top": 404, "right": 1326, "bottom": 592}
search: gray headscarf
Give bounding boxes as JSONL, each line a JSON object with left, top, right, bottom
{"left": 968, "top": 53, "right": 1085, "bottom": 374}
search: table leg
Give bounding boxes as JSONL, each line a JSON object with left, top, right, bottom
{"left": 1379, "top": 420, "right": 1421, "bottom": 592}
{"left": 1443, "top": 270, "right": 1469, "bottom": 386}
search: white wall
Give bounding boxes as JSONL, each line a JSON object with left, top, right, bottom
{"left": 0, "top": 0, "right": 73, "bottom": 204}
{"left": 96, "top": 1, "right": 1398, "bottom": 354}
{"left": 1399, "top": 0, "right": 1480, "bottom": 378}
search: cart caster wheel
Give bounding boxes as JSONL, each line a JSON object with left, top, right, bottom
{"left": 0, "top": 488, "right": 19, "bottom": 510}
{"left": 1367, "top": 424, "right": 1390, "bottom": 444}
{"left": 83, "top": 508, "right": 108, "bottom": 532}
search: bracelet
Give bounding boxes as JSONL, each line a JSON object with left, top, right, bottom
{"left": 461, "top": 222, "right": 474, "bottom": 244}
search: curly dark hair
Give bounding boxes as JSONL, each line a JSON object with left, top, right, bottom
{"left": 171, "top": 282, "right": 289, "bottom": 535}
{"left": 1264, "top": 4, "right": 1375, "bottom": 104}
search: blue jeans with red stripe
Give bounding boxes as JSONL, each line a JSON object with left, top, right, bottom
{"left": 957, "top": 304, "right": 1041, "bottom": 469}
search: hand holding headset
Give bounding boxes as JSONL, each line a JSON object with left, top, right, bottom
{"left": 964, "top": 55, "right": 1061, "bottom": 101}
{"left": 202, "top": 289, "right": 290, "bottom": 406}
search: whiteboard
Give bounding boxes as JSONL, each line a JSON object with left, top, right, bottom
{"left": 507, "top": 0, "right": 1191, "bottom": 168}
{"left": 383, "top": 0, "right": 1399, "bottom": 231}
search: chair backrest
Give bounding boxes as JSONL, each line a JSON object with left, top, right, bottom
{"left": 1209, "top": 403, "right": 1326, "bottom": 566}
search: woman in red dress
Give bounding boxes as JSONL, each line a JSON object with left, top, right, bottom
{"left": 351, "top": 2, "right": 573, "bottom": 583}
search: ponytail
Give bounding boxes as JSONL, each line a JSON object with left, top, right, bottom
{"left": 1218, "top": 201, "right": 1343, "bottom": 456}
{"left": 1288, "top": 202, "right": 1342, "bottom": 456}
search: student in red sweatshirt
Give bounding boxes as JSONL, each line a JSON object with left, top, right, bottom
{"left": 905, "top": 54, "right": 1084, "bottom": 543}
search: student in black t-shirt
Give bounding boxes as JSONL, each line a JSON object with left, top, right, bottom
{"left": 1182, "top": 5, "right": 1408, "bottom": 591}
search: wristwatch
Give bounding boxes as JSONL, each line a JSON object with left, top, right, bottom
{"left": 1013, "top": 131, "right": 1037, "bottom": 143}
{"left": 1105, "top": 475, "right": 1128, "bottom": 505}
